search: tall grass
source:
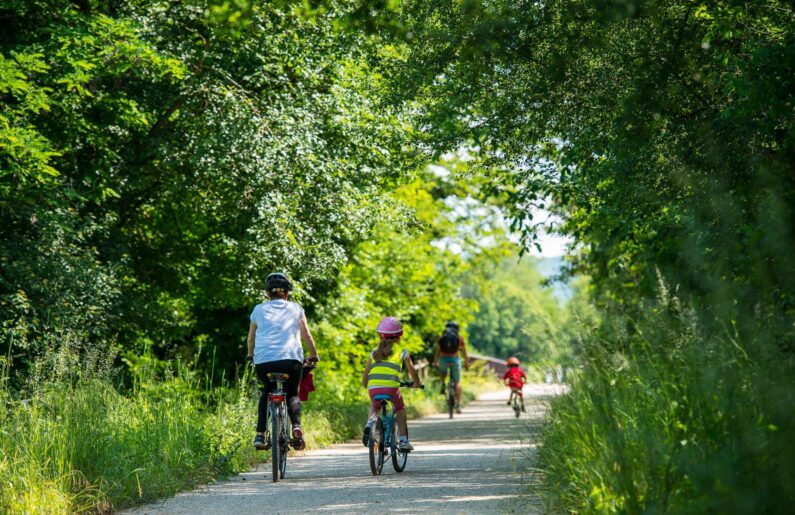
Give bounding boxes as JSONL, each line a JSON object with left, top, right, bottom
{"left": 0, "top": 368, "right": 259, "bottom": 512}
{"left": 537, "top": 299, "right": 795, "bottom": 513}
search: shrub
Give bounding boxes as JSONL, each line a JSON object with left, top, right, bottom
{"left": 538, "top": 303, "right": 795, "bottom": 513}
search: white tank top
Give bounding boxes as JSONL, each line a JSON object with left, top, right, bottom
{"left": 250, "top": 299, "right": 304, "bottom": 364}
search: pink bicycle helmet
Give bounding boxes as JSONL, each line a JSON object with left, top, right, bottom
{"left": 376, "top": 316, "right": 403, "bottom": 337}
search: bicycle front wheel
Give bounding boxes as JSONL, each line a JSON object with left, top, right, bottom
{"left": 368, "top": 420, "right": 384, "bottom": 476}
{"left": 271, "top": 410, "right": 281, "bottom": 482}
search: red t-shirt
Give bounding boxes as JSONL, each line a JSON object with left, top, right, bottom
{"left": 503, "top": 367, "right": 526, "bottom": 390}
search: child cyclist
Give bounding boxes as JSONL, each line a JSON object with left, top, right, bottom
{"left": 361, "top": 317, "right": 422, "bottom": 451}
{"left": 503, "top": 357, "right": 527, "bottom": 412}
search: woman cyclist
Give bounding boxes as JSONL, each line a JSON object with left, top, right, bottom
{"left": 246, "top": 272, "right": 319, "bottom": 451}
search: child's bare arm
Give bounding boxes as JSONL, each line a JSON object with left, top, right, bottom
{"left": 404, "top": 355, "right": 421, "bottom": 387}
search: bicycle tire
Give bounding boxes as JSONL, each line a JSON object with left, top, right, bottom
{"left": 391, "top": 424, "right": 408, "bottom": 472}
{"left": 270, "top": 410, "right": 280, "bottom": 482}
{"left": 280, "top": 407, "right": 289, "bottom": 478}
{"left": 447, "top": 382, "right": 456, "bottom": 419}
{"left": 368, "top": 419, "right": 384, "bottom": 476}
{"left": 280, "top": 433, "right": 287, "bottom": 477}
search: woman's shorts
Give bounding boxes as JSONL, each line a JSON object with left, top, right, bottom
{"left": 368, "top": 387, "right": 405, "bottom": 412}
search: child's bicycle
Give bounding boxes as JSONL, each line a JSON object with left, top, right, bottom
{"left": 510, "top": 388, "right": 522, "bottom": 418}
{"left": 368, "top": 381, "right": 424, "bottom": 476}
{"left": 443, "top": 362, "right": 457, "bottom": 419}
{"left": 265, "top": 361, "right": 316, "bottom": 483}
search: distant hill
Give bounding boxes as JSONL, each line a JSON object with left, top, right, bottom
{"left": 534, "top": 256, "right": 574, "bottom": 304}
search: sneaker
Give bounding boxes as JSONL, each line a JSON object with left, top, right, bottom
{"left": 397, "top": 439, "right": 414, "bottom": 452}
{"left": 455, "top": 405, "right": 462, "bottom": 414}
{"left": 291, "top": 425, "right": 306, "bottom": 450}
{"left": 506, "top": 400, "right": 512, "bottom": 405}
{"left": 253, "top": 434, "right": 270, "bottom": 451}
{"left": 362, "top": 419, "right": 375, "bottom": 447}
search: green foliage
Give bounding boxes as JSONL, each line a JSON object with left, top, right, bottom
{"left": 393, "top": 0, "right": 795, "bottom": 326}
{"left": 0, "top": 0, "right": 416, "bottom": 377}
{"left": 539, "top": 298, "right": 795, "bottom": 513}
{"left": 464, "top": 256, "right": 572, "bottom": 366}
{"left": 388, "top": 0, "right": 795, "bottom": 511}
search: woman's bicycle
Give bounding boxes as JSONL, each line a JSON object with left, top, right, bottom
{"left": 265, "top": 361, "right": 316, "bottom": 483}
{"left": 266, "top": 372, "right": 292, "bottom": 482}
{"left": 367, "top": 382, "right": 424, "bottom": 476}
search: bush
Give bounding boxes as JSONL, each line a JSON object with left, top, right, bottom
{"left": 537, "top": 303, "right": 795, "bottom": 513}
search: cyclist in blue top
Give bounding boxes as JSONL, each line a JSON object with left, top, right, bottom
{"left": 246, "top": 272, "right": 319, "bottom": 451}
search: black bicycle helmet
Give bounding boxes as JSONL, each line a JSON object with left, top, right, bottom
{"left": 265, "top": 272, "right": 292, "bottom": 292}
{"left": 445, "top": 321, "right": 459, "bottom": 331}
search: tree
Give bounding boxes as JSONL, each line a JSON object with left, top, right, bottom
{"left": 1, "top": 1, "right": 415, "bottom": 376}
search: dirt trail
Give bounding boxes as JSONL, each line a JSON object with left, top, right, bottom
{"left": 126, "top": 385, "right": 565, "bottom": 514}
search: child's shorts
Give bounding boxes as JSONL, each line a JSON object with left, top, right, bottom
{"left": 368, "top": 387, "right": 405, "bottom": 412}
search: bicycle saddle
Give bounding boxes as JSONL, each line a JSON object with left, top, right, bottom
{"left": 267, "top": 373, "right": 289, "bottom": 380}
{"left": 373, "top": 394, "right": 393, "bottom": 401}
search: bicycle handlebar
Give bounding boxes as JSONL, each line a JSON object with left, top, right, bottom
{"left": 400, "top": 382, "right": 425, "bottom": 389}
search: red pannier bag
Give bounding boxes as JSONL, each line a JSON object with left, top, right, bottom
{"left": 299, "top": 369, "right": 315, "bottom": 401}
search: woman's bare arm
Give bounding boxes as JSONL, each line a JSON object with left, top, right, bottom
{"left": 299, "top": 315, "right": 318, "bottom": 361}
{"left": 247, "top": 323, "right": 256, "bottom": 358}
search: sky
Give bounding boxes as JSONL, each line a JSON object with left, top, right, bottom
{"left": 429, "top": 161, "right": 573, "bottom": 259}
{"left": 524, "top": 208, "right": 573, "bottom": 258}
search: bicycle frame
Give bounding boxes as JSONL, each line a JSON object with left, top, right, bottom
{"left": 379, "top": 400, "right": 396, "bottom": 449}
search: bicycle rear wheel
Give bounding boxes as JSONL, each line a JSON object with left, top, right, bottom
{"left": 368, "top": 419, "right": 385, "bottom": 476}
{"left": 513, "top": 397, "right": 521, "bottom": 418}
{"left": 270, "top": 411, "right": 281, "bottom": 482}
{"left": 391, "top": 424, "right": 408, "bottom": 472}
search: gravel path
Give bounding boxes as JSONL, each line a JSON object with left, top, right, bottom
{"left": 126, "top": 385, "right": 565, "bottom": 514}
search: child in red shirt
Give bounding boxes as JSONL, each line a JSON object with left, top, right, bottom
{"left": 503, "top": 357, "right": 527, "bottom": 412}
